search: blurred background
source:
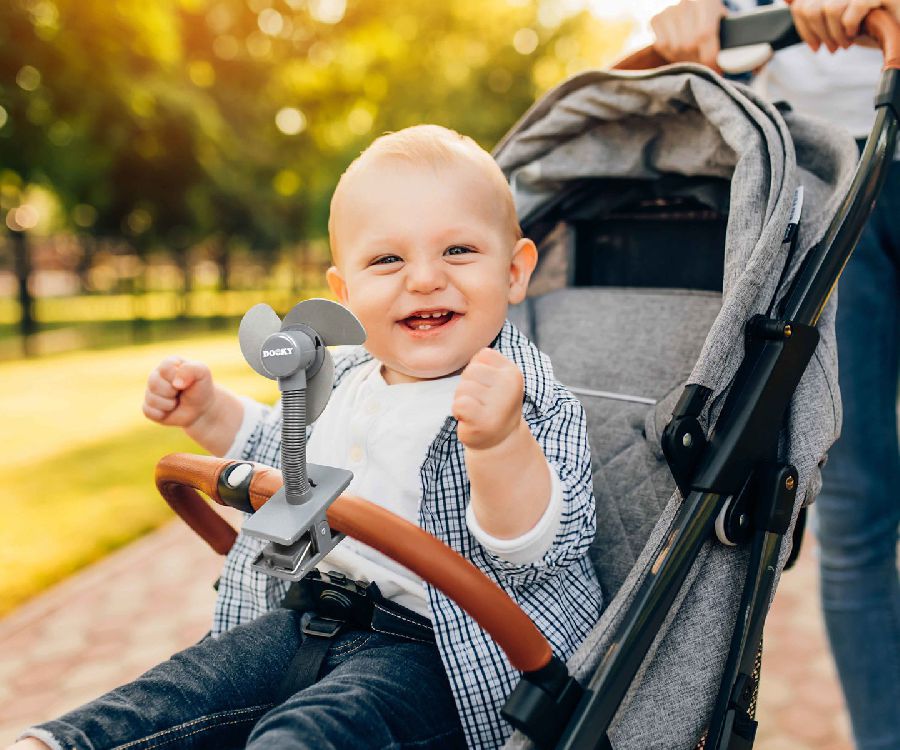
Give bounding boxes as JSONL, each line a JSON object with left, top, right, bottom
{"left": 0, "top": 0, "right": 660, "bottom": 614}
{"left": 0, "top": 3, "right": 858, "bottom": 748}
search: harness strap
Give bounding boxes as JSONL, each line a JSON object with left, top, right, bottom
{"left": 277, "top": 617, "right": 339, "bottom": 700}
{"left": 276, "top": 570, "right": 434, "bottom": 700}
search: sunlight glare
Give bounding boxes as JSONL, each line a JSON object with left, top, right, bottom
{"left": 276, "top": 107, "right": 307, "bottom": 135}
{"left": 309, "top": 0, "right": 346, "bottom": 24}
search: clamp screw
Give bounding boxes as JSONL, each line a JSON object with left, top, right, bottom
{"left": 682, "top": 432, "right": 693, "bottom": 448}
{"left": 783, "top": 325, "right": 792, "bottom": 338}
{"left": 785, "top": 475, "right": 796, "bottom": 491}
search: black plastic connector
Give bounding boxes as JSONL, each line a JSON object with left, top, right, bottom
{"left": 875, "top": 68, "right": 900, "bottom": 120}
{"left": 217, "top": 462, "right": 255, "bottom": 513}
{"left": 502, "top": 656, "right": 586, "bottom": 749}
{"left": 661, "top": 384, "right": 712, "bottom": 496}
{"left": 718, "top": 673, "right": 759, "bottom": 750}
{"left": 752, "top": 463, "right": 797, "bottom": 536}
{"left": 693, "top": 317, "right": 818, "bottom": 496}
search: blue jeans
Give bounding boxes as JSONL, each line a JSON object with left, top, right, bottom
{"left": 816, "top": 153, "right": 900, "bottom": 750}
{"left": 33, "top": 608, "right": 466, "bottom": 750}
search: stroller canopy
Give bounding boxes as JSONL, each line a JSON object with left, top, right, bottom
{"left": 493, "top": 65, "right": 858, "bottom": 748}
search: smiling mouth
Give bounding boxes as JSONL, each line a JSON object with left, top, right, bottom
{"left": 401, "top": 310, "right": 458, "bottom": 331}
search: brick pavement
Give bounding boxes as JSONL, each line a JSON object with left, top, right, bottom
{"left": 0, "top": 521, "right": 852, "bottom": 748}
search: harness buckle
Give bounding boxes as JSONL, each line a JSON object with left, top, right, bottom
{"left": 302, "top": 616, "right": 344, "bottom": 639}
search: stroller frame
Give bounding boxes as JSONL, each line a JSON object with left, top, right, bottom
{"left": 153, "top": 8, "right": 900, "bottom": 750}
{"left": 553, "top": 8, "right": 900, "bottom": 750}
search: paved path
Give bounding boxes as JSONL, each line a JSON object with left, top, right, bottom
{"left": 0, "top": 521, "right": 852, "bottom": 749}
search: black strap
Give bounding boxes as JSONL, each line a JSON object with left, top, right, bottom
{"left": 277, "top": 616, "right": 342, "bottom": 701}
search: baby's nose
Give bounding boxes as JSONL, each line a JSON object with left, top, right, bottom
{"left": 405, "top": 260, "right": 447, "bottom": 293}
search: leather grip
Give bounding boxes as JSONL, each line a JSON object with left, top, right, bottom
{"left": 864, "top": 9, "right": 900, "bottom": 70}
{"left": 612, "top": 46, "right": 668, "bottom": 71}
{"left": 155, "top": 453, "right": 555, "bottom": 673}
{"left": 155, "top": 453, "right": 238, "bottom": 555}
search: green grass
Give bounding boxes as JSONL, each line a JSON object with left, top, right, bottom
{"left": 0, "top": 425, "right": 199, "bottom": 615}
{"left": 0, "top": 333, "right": 279, "bottom": 616}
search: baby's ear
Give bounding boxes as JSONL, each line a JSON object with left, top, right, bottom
{"left": 507, "top": 238, "right": 537, "bottom": 305}
{"left": 326, "top": 266, "right": 349, "bottom": 305}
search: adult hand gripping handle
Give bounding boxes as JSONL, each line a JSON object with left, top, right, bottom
{"left": 613, "top": 6, "right": 900, "bottom": 72}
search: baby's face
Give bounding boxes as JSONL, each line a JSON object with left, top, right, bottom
{"left": 327, "top": 157, "right": 535, "bottom": 384}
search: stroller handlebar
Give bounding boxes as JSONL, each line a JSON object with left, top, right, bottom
{"left": 614, "top": 6, "right": 900, "bottom": 72}
{"left": 155, "top": 453, "right": 555, "bottom": 674}
{"left": 863, "top": 8, "right": 900, "bottom": 68}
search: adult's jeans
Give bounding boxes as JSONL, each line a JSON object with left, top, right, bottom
{"left": 27, "top": 608, "right": 466, "bottom": 750}
{"left": 816, "top": 153, "right": 900, "bottom": 750}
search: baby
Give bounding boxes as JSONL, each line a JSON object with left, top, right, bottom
{"left": 12, "top": 126, "right": 602, "bottom": 750}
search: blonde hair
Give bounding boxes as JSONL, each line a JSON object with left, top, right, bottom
{"left": 328, "top": 125, "right": 522, "bottom": 257}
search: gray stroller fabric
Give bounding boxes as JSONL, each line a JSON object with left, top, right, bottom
{"left": 496, "top": 64, "right": 859, "bottom": 749}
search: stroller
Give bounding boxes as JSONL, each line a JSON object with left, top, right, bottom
{"left": 154, "top": 8, "right": 900, "bottom": 749}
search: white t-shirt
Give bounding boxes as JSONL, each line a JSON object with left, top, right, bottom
{"left": 232, "top": 359, "right": 563, "bottom": 618}
{"left": 759, "top": 45, "right": 882, "bottom": 138}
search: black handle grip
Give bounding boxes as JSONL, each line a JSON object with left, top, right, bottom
{"left": 720, "top": 6, "right": 802, "bottom": 51}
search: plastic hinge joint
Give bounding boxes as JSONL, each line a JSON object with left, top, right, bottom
{"left": 661, "top": 384, "right": 712, "bottom": 496}
{"left": 501, "top": 656, "right": 584, "bottom": 750}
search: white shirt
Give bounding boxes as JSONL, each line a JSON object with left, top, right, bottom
{"left": 759, "top": 45, "right": 882, "bottom": 138}
{"left": 230, "top": 359, "right": 563, "bottom": 618}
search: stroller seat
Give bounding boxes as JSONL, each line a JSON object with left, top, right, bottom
{"left": 513, "top": 286, "right": 721, "bottom": 597}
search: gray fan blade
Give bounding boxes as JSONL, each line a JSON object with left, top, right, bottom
{"left": 306, "top": 346, "right": 335, "bottom": 424}
{"left": 282, "top": 298, "right": 366, "bottom": 346}
{"left": 239, "top": 303, "right": 282, "bottom": 378}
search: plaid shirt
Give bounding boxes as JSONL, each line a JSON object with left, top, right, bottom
{"left": 213, "top": 319, "right": 603, "bottom": 749}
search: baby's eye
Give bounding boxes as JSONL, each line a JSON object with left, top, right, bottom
{"left": 444, "top": 245, "right": 474, "bottom": 256}
{"left": 371, "top": 254, "right": 402, "bottom": 266}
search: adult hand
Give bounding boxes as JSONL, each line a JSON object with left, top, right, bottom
{"left": 787, "top": 0, "right": 900, "bottom": 52}
{"left": 651, "top": 0, "right": 727, "bottom": 70}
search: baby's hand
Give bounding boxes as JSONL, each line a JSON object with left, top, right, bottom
{"left": 453, "top": 348, "right": 525, "bottom": 451}
{"left": 143, "top": 356, "right": 215, "bottom": 428}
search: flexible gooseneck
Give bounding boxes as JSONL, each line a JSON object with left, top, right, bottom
{"left": 281, "top": 388, "right": 310, "bottom": 500}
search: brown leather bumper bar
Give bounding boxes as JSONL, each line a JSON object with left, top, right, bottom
{"left": 156, "top": 453, "right": 554, "bottom": 673}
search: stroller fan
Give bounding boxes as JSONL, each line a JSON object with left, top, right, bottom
{"left": 237, "top": 298, "right": 366, "bottom": 580}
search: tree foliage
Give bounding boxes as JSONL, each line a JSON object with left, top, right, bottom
{"left": 0, "top": 0, "right": 630, "bottom": 252}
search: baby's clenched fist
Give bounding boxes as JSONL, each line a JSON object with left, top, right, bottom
{"left": 452, "top": 348, "right": 525, "bottom": 451}
{"left": 143, "top": 356, "right": 215, "bottom": 428}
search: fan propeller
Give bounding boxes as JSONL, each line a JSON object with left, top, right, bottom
{"left": 238, "top": 298, "right": 365, "bottom": 425}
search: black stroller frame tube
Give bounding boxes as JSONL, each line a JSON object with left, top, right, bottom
{"left": 781, "top": 101, "right": 899, "bottom": 326}
{"left": 704, "top": 528, "right": 784, "bottom": 749}
{"left": 557, "top": 492, "right": 725, "bottom": 750}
